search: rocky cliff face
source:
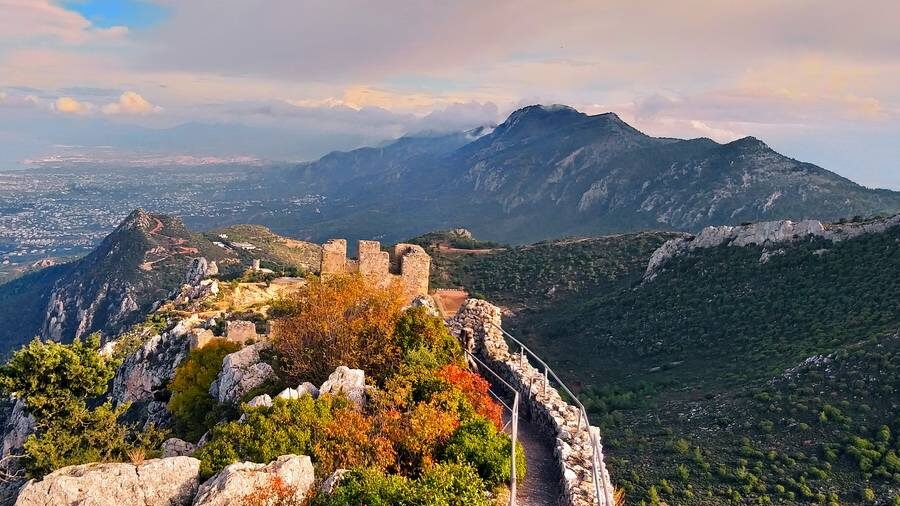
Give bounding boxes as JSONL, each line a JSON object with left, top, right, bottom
{"left": 39, "top": 210, "right": 221, "bottom": 343}
{"left": 0, "top": 210, "right": 229, "bottom": 351}
{"left": 644, "top": 214, "right": 900, "bottom": 279}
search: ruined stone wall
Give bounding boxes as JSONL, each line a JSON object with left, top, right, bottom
{"left": 320, "top": 239, "right": 430, "bottom": 302}
{"left": 448, "top": 299, "right": 615, "bottom": 506}
{"left": 321, "top": 239, "right": 349, "bottom": 276}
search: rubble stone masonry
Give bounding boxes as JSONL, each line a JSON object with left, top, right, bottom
{"left": 448, "top": 298, "right": 616, "bottom": 506}
{"left": 320, "top": 239, "right": 430, "bottom": 302}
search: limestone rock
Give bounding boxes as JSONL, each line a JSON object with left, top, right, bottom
{"left": 224, "top": 320, "right": 257, "bottom": 344}
{"left": 1, "top": 399, "right": 34, "bottom": 459}
{"left": 163, "top": 438, "right": 196, "bottom": 458}
{"left": 191, "top": 455, "right": 314, "bottom": 506}
{"left": 246, "top": 394, "right": 272, "bottom": 408}
{"left": 15, "top": 457, "right": 200, "bottom": 506}
{"left": 298, "top": 382, "right": 319, "bottom": 398}
{"left": 408, "top": 295, "right": 440, "bottom": 316}
{"left": 319, "top": 366, "right": 366, "bottom": 410}
{"left": 209, "top": 343, "right": 274, "bottom": 404}
{"left": 644, "top": 214, "right": 900, "bottom": 280}
{"left": 276, "top": 382, "right": 319, "bottom": 401}
{"left": 319, "top": 469, "right": 348, "bottom": 495}
{"left": 112, "top": 326, "right": 191, "bottom": 408}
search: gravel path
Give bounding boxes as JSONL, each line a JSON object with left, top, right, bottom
{"left": 510, "top": 415, "right": 562, "bottom": 506}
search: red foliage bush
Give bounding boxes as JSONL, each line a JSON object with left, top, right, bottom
{"left": 436, "top": 364, "right": 504, "bottom": 430}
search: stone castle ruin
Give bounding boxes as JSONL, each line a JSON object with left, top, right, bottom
{"left": 320, "top": 239, "right": 430, "bottom": 302}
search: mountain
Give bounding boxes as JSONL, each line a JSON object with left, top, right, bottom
{"left": 0, "top": 213, "right": 328, "bottom": 353}
{"left": 422, "top": 215, "right": 900, "bottom": 504}
{"left": 0, "top": 211, "right": 221, "bottom": 351}
{"left": 268, "top": 105, "right": 900, "bottom": 244}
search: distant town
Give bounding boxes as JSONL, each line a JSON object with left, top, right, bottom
{"left": 0, "top": 164, "right": 323, "bottom": 282}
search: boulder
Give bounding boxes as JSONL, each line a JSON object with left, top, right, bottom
{"left": 209, "top": 343, "right": 274, "bottom": 404}
{"left": 319, "top": 366, "right": 366, "bottom": 410}
{"left": 297, "top": 382, "right": 319, "bottom": 398}
{"left": 246, "top": 394, "right": 272, "bottom": 408}
{"left": 163, "top": 438, "right": 196, "bottom": 458}
{"left": 15, "top": 457, "right": 200, "bottom": 506}
{"left": 191, "top": 455, "right": 314, "bottom": 506}
{"left": 276, "top": 382, "right": 318, "bottom": 401}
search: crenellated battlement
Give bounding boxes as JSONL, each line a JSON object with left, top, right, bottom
{"left": 320, "top": 239, "right": 431, "bottom": 301}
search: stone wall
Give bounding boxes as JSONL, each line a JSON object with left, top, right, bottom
{"left": 448, "top": 299, "right": 615, "bottom": 506}
{"left": 320, "top": 239, "right": 430, "bottom": 302}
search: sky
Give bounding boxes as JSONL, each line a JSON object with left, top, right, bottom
{"left": 1, "top": 0, "right": 899, "bottom": 189}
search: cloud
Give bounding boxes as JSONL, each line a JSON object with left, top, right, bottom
{"left": 54, "top": 96, "right": 90, "bottom": 114}
{"left": 0, "top": 0, "right": 127, "bottom": 44}
{"left": 102, "top": 91, "right": 161, "bottom": 115}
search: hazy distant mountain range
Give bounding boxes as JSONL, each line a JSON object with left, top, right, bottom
{"left": 263, "top": 105, "right": 900, "bottom": 244}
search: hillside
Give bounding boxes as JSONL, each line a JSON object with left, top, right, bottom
{"left": 264, "top": 105, "right": 900, "bottom": 244}
{"left": 0, "top": 213, "right": 322, "bottom": 354}
{"left": 426, "top": 217, "right": 900, "bottom": 505}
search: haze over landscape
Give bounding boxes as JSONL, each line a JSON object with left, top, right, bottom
{"left": 0, "top": 2, "right": 899, "bottom": 506}
{"left": 2, "top": 1, "right": 900, "bottom": 189}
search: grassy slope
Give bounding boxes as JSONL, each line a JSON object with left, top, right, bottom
{"left": 425, "top": 226, "right": 900, "bottom": 505}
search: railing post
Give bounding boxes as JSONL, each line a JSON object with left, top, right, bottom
{"left": 542, "top": 367, "right": 548, "bottom": 396}
{"left": 510, "top": 392, "right": 519, "bottom": 506}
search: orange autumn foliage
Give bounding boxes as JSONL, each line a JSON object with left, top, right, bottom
{"left": 272, "top": 274, "right": 406, "bottom": 384}
{"left": 313, "top": 407, "right": 396, "bottom": 475}
{"left": 242, "top": 475, "right": 305, "bottom": 506}
{"left": 436, "top": 364, "right": 504, "bottom": 430}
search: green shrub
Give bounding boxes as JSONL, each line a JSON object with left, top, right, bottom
{"left": 394, "top": 306, "right": 463, "bottom": 368}
{"left": 0, "top": 335, "right": 165, "bottom": 477}
{"left": 316, "top": 463, "right": 489, "bottom": 506}
{"left": 0, "top": 335, "right": 114, "bottom": 419}
{"left": 862, "top": 486, "right": 876, "bottom": 502}
{"left": 411, "top": 462, "right": 489, "bottom": 505}
{"left": 167, "top": 339, "right": 241, "bottom": 441}
{"left": 195, "top": 395, "right": 342, "bottom": 478}
{"left": 313, "top": 467, "right": 411, "bottom": 506}
{"left": 441, "top": 418, "right": 526, "bottom": 487}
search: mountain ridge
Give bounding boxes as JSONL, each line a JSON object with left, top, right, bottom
{"left": 270, "top": 104, "right": 900, "bottom": 245}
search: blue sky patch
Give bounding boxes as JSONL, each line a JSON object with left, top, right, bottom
{"left": 63, "top": 0, "right": 167, "bottom": 29}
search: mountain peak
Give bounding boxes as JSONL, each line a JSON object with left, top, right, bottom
{"left": 118, "top": 208, "right": 154, "bottom": 233}
{"left": 503, "top": 104, "right": 584, "bottom": 126}
{"left": 726, "top": 136, "right": 770, "bottom": 151}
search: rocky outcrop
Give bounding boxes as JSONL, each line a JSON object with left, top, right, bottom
{"left": 276, "top": 382, "right": 319, "bottom": 401}
{"left": 112, "top": 325, "right": 192, "bottom": 408}
{"left": 318, "top": 366, "right": 366, "bottom": 411}
{"left": 209, "top": 343, "right": 274, "bottom": 404}
{"left": 0, "top": 399, "right": 32, "bottom": 503}
{"left": 1, "top": 399, "right": 33, "bottom": 459}
{"left": 192, "top": 455, "right": 314, "bottom": 506}
{"left": 319, "top": 469, "right": 348, "bottom": 495}
{"left": 644, "top": 214, "right": 900, "bottom": 279}
{"left": 449, "top": 299, "right": 615, "bottom": 506}
{"left": 15, "top": 457, "right": 200, "bottom": 506}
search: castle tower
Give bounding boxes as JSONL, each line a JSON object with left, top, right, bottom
{"left": 318, "top": 239, "right": 430, "bottom": 302}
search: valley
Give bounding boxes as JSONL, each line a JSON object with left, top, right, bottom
{"left": 419, "top": 218, "right": 900, "bottom": 504}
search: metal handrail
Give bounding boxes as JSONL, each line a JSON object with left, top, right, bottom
{"left": 486, "top": 321, "right": 612, "bottom": 506}
{"left": 466, "top": 350, "right": 520, "bottom": 506}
